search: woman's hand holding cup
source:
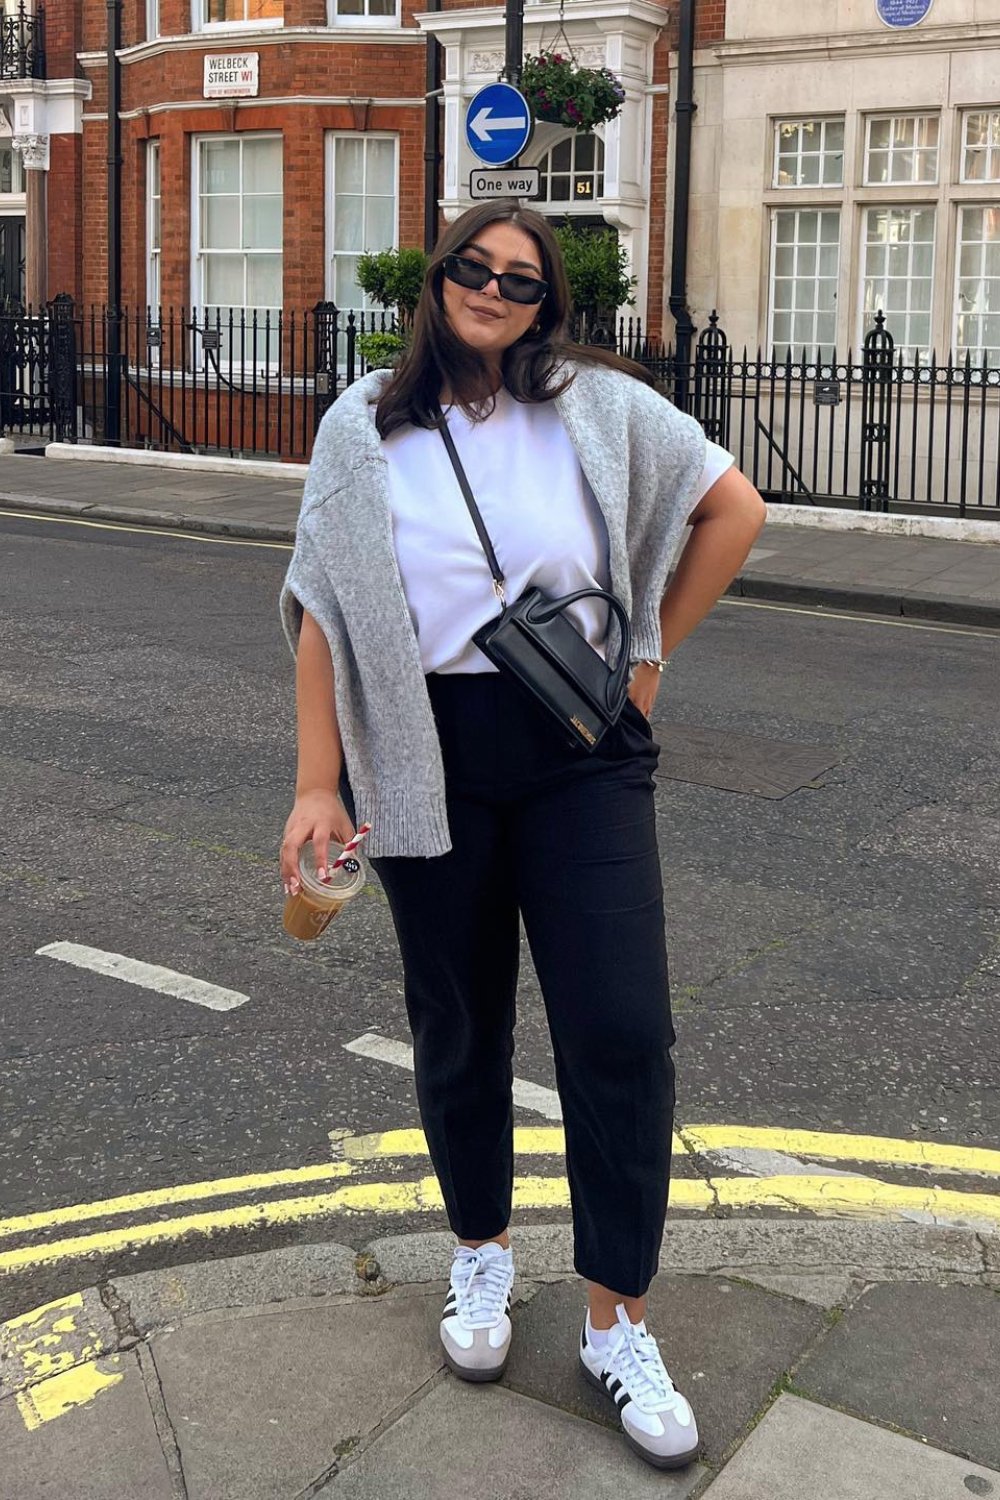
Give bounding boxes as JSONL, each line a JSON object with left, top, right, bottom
{"left": 280, "top": 789, "right": 356, "bottom": 895}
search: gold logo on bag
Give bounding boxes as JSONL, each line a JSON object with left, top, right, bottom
{"left": 570, "top": 716, "right": 596, "bottom": 746}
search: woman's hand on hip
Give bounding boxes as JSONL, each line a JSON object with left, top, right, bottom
{"left": 628, "top": 661, "right": 662, "bottom": 719}
{"left": 280, "top": 790, "right": 356, "bottom": 894}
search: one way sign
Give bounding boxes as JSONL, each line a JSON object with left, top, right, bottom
{"left": 465, "top": 82, "right": 533, "bottom": 167}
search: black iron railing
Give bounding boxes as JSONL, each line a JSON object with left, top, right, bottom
{"left": 0, "top": 2, "right": 45, "bottom": 80}
{"left": 3, "top": 298, "right": 999, "bottom": 514}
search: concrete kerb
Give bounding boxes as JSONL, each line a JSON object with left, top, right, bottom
{"left": 37, "top": 445, "right": 1000, "bottom": 545}
{"left": 44, "top": 441, "right": 308, "bottom": 484}
{"left": 728, "top": 573, "right": 1000, "bottom": 628}
{"left": 93, "top": 1219, "right": 999, "bottom": 1344}
{"left": 4, "top": 1220, "right": 996, "bottom": 1410}
{"left": 5, "top": 492, "right": 1000, "bottom": 629}
{"left": 763, "top": 502, "right": 1000, "bottom": 546}
{"left": 0, "top": 492, "right": 296, "bottom": 543}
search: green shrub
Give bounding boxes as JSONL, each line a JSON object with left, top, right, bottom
{"left": 356, "top": 330, "right": 408, "bottom": 370}
{"left": 355, "top": 248, "right": 428, "bottom": 327}
{"left": 554, "top": 222, "right": 636, "bottom": 320}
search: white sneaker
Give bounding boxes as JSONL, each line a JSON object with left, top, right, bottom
{"left": 579, "top": 1303, "right": 700, "bottom": 1469}
{"left": 439, "top": 1241, "right": 514, "bottom": 1382}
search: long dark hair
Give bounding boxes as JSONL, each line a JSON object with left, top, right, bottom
{"left": 373, "top": 201, "right": 653, "bottom": 439}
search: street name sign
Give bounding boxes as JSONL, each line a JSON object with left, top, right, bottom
{"left": 469, "top": 167, "right": 541, "bottom": 200}
{"left": 203, "top": 52, "right": 260, "bottom": 98}
{"left": 465, "top": 82, "right": 533, "bottom": 167}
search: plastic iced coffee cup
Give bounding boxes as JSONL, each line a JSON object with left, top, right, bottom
{"left": 282, "top": 839, "right": 367, "bottom": 941}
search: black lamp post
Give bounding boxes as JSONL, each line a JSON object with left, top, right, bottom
{"left": 106, "top": 0, "right": 122, "bottom": 443}
{"left": 668, "top": 0, "right": 697, "bottom": 408}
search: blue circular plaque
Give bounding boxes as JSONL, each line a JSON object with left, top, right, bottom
{"left": 876, "top": 0, "right": 934, "bottom": 26}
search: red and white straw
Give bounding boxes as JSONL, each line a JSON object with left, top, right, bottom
{"left": 331, "top": 823, "right": 372, "bottom": 869}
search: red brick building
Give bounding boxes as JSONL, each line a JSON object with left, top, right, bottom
{"left": 20, "top": 0, "right": 726, "bottom": 331}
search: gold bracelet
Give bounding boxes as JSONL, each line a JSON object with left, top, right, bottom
{"left": 642, "top": 657, "right": 668, "bottom": 673}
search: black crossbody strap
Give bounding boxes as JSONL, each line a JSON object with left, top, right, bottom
{"left": 435, "top": 412, "right": 506, "bottom": 595}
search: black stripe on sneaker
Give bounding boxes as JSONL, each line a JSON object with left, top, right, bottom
{"left": 605, "top": 1374, "right": 620, "bottom": 1395}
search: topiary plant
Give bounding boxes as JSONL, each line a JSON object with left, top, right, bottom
{"left": 355, "top": 247, "right": 428, "bottom": 330}
{"left": 553, "top": 222, "right": 636, "bottom": 329}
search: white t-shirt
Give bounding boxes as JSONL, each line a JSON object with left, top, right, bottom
{"left": 382, "top": 386, "right": 735, "bottom": 674}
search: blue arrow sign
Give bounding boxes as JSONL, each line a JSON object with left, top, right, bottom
{"left": 465, "top": 82, "right": 533, "bottom": 167}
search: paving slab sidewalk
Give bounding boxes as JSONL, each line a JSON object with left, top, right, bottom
{"left": 1, "top": 1221, "right": 998, "bottom": 1500}
{"left": 2, "top": 452, "right": 999, "bottom": 629}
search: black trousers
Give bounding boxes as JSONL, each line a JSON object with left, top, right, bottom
{"left": 342, "top": 672, "right": 676, "bottom": 1298}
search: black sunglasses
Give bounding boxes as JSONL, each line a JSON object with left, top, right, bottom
{"left": 442, "top": 252, "right": 548, "bottom": 307}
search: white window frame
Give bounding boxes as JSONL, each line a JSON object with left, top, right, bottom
{"left": 960, "top": 109, "right": 1000, "bottom": 186}
{"left": 324, "top": 132, "right": 399, "bottom": 323}
{"left": 536, "top": 132, "right": 605, "bottom": 207}
{"left": 863, "top": 113, "right": 940, "bottom": 187}
{"left": 147, "top": 140, "right": 160, "bottom": 313}
{"left": 858, "top": 204, "right": 936, "bottom": 362}
{"left": 772, "top": 118, "right": 845, "bottom": 190}
{"left": 190, "top": 132, "right": 283, "bottom": 369}
{"left": 0, "top": 139, "right": 25, "bottom": 196}
{"left": 146, "top": 0, "right": 158, "bottom": 39}
{"left": 767, "top": 207, "right": 841, "bottom": 358}
{"left": 329, "top": 0, "right": 400, "bottom": 25}
{"left": 953, "top": 203, "right": 1000, "bottom": 366}
{"left": 193, "top": 0, "right": 282, "bottom": 32}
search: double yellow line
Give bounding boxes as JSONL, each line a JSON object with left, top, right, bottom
{"left": 2, "top": 1124, "right": 999, "bottom": 1276}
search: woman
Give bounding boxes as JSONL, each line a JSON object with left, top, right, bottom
{"left": 280, "top": 202, "right": 766, "bottom": 1471}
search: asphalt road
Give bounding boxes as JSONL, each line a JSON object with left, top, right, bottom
{"left": 1, "top": 510, "right": 998, "bottom": 1318}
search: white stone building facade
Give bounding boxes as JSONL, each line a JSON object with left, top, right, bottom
{"left": 681, "top": 0, "right": 1000, "bottom": 364}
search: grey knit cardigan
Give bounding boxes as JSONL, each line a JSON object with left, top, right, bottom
{"left": 280, "top": 358, "right": 706, "bottom": 858}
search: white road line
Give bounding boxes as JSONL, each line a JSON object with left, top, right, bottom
{"left": 35, "top": 942, "right": 249, "bottom": 1012}
{"left": 343, "top": 1031, "right": 563, "bottom": 1121}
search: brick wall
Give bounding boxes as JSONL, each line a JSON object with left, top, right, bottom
{"left": 694, "top": 0, "right": 726, "bottom": 45}
{"left": 70, "top": 0, "right": 726, "bottom": 329}
{"left": 47, "top": 0, "right": 83, "bottom": 79}
{"left": 48, "top": 136, "right": 84, "bottom": 302}
{"left": 77, "top": 26, "right": 431, "bottom": 309}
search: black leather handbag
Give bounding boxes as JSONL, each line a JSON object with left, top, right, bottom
{"left": 437, "top": 412, "right": 632, "bottom": 752}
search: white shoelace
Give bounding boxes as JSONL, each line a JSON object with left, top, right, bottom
{"left": 450, "top": 1247, "right": 512, "bottom": 1329}
{"left": 604, "top": 1304, "right": 679, "bottom": 1413}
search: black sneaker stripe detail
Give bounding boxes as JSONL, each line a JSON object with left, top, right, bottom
{"left": 606, "top": 1377, "right": 621, "bottom": 1397}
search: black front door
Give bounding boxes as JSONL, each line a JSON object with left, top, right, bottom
{"left": 0, "top": 216, "right": 26, "bottom": 311}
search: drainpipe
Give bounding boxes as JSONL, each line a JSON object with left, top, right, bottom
{"left": 668, "top": 0, "right": 696, "bottom": 408}
{"left": 423, "top": 0, "right": 442, "bottom": 254}
{"left": 106, "top": 0, "right": 123, "bottom": 443}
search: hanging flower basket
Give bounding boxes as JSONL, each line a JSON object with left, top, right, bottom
{"left": 520, "top": 52, "right": 626, "bottom": 133}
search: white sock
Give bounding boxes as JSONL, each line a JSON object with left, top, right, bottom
{"left": 586, "top": 1309, "right": 646, "bottom": 1349}
{"left": 587, "top": 1311, "right": 619, "bottom": 1348}
{"left": 456, "top": 1239, "right": 511, "bottom": 1263}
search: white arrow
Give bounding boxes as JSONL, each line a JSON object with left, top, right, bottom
{"left": 470, "top": 106, "right": 528, "bottom": 143}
